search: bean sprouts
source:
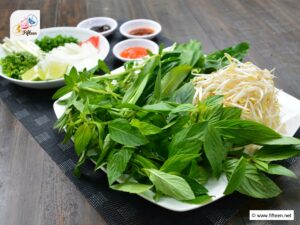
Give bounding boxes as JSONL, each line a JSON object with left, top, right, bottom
{"left": 193, "top": 54, "right": 282, "bottom": 131}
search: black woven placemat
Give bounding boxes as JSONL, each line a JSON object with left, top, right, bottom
{"left": 0, "top": 27, "right": 299, "bottom": 225}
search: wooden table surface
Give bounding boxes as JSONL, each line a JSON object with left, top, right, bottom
{"left": 1, "top": 0, "right": 300, "bottom": 224}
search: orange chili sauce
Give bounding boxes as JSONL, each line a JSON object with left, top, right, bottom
{"left": 120, "top": 47, "right": 148, "bottom": 59}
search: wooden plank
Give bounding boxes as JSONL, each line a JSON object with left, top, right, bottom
{"left": 0, "top": 101, "right": 106, "bottom": 225}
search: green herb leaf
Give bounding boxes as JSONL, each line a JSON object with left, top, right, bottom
{"left": 108, "top": 119, "right": 148, "bottom": 147}
{"left": 175, "top": 40, "right": 203, "bottom": 67}
{"left": 160, "top": 154, "right": 199, "bottom": 173}
{"left": 74, "top": 123, "right": 92, "bottom": 155}
{"left": 107, "top": 148, "right": 134, "bottom": 185}
{"left": 123, "top": 55, "right": 159, "bottom": 104}
{"left": 266, "top": 164, "right": 297, "bottom": 178}
{"left": 214, "top": 119, "right": 282, "bottom": 145}
{"left": 204, "top": 42, "right": 249, "bottom": 73}
{"left": 224, "top": 157, "right": 247, "bottom": 195}
{"left": 169, "top": 81, "right": 195, "bottom": 104}
{"left": 52, "top": 86, "right": 72, "bottom": 99}
{"left": 111, "top": 182, "right": 153, "bottom": 193}
{"left": 183, "top": 195, "right": 212, "bottom": 205}
{"left": 183, "top": 176, "right": 208, "bottom": 196}
{"left": 258, "top": 137, "right": 300, "bottom": 145}
{"left": 204, "top": 125, "right": 226, "bottom": 177}
{"left": 132, "top": 154, "right": 158, "bottom": 169}
{"left": 169, "top": 122, "right": 207, "bottom": 156}
{"left": 161, "top": 65, "right": 192, "bottom": 98}
{"left": 236, "top": 163, "right": 282, "bottom": 198}
{"left": 253, "top": 145, "right": 300, "bottom": 161}
{"left": 143, "top": 102, "right": 175, "bottom": 112}
{"left": 145, "top": 169, "right": 195, "bottom": 200}
{"left": 220, "top": 107, "right": 242, "bottom": 120}
{"left": 171, "top": 104, "right": 195, "bottom": 114}
{"left": 97, "top": 60, "right": 111, "bottom": 74}
{"left": 130, "top": 118, "right": 162, "bottom": 135}
{"left": 35, "top": 35, "right": 78, "bottom": 52}
{"left": 188, "top": 160, "right": 210, "bottom": 184}
{"left": 0, "top": 52, "right": 38, "bottom": 79}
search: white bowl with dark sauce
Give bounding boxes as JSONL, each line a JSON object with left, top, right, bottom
{"left": 77, "top": 17, "right": 118, "bottom": 37}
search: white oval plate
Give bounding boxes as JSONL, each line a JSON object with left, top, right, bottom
{"left": 0, "top": 27, "right": 110, "bottom": 89}
{"left": 53, "top": 66, "right": 300, "bottom": 211}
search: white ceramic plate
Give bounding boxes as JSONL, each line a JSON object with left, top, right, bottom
{"left": 0, "top": 27, "right": 110, "bottom": 89}
{"left": 53, "top": 66, "right": 300, "bottom": 211}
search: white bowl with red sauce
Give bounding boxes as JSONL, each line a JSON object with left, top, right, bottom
{"left": 120, "top": 19, "right": 162, "bottom": 39}
{"left": 113, "top": 39, "right": 159, "bottom": 62}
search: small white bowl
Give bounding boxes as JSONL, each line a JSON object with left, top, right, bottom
{"left": 77, "top": 17, "right": 118, "bottom": 37}
{"left": 113, "top": 39, "right": 159, "bottom": 62}
{"left": 120, "top": 19, "right": 161, "bottom": 39}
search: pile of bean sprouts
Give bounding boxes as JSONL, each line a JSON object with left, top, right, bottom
{"left": 193, "top": 54, "right": 282, "bottom": 131}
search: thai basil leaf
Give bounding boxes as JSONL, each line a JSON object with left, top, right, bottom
{"left": 183, "top": 176, "right": 208, "bottom": 196}
{"left": 258, "top": 137, "right": 300, "bottom": 145}
{"left": 175, "top": 40, "right": 203, "bottom": 67}
{"left": 132, "top": 154, "right": 158, "bottom": 169}
{"left": 97, "top": 60, "right": 110, "bottom": 74}
{"left": 169, "top": 122, "right": 207, "bottom": 156}
{"left": 123, "top": 55, "right": 159, "bottom": 104}
{"left": 108, "top": 119, "right": 148, "bottom": 147}
{"left": 107, "top": 148, "right": 134, "bottom": 185}
{"left": 145, "top": 169, "right": 195, "bottom": 200}
{"left": 169, "top": 81, "right": 195, "bottom": 104}
{"left": 183, "top": 195, "right": 212, "bottom": 205}
{"left": 237, "top": 163, "right": 282, "bottom": 198}
{"left": 204, "top": 42, "right": 249, "bottom": 72}
{"left": 204, "top": 125, "right": 226, "bottom": 177}
{"left": 74, "top": 123, "right": 92, "bottom": 155}
{"left": 153, "top": 60, "right": 162, "bottom": 103}
{"left": 214, "top": 119, "right": 282, "bottom": 145}
{"left": 253, "top": 145, "right": 300, "bottom": 161}
{"left": 111, "top": 182, "right": 153, "bottom": 193}
{"left": 52, "top": 85, "right": 72, "bottom": 99}
{"left": 160, "top": 154, "right": 199, "bottom": 173}
{"left": 220, "top": 107, "right": 242, "bottom": 120}
{"left": 171, "top": 104, "right": 195, "bottom": 114}
{"left": 143, "top": 102, "right": 175, "bottom": 112}
{"left": 188, "top": 160, "right": 210, "bottom": 184}
{"left": 266, "top": 164, "right": 297, "bottom": 178}
{"left": 161, "top": 65, "right": 192, "bottom": 99}
{"left": 223, "top": 157, "right": 247, "bottom": 195}
{"left": 130, "top": 119, "right": 162, "bottom": 135}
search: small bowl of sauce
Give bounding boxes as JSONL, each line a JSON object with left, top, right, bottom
{"left": 120, "top": 19, "right": 162, "bottom": 39}
{"left": 77, "top": 17, "right": 118, "bottom": 37}
{"left": 90, "top": 24, "right": 111, "bottom": 33}
{"left": 113, "top": 39, "right": 159, "bottom": 62}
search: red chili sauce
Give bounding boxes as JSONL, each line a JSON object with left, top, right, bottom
{"left": 120, "top": 47, "right": 148, "bottom": 59}
{"left": 128, "top": 27, "right": 155, "bottom": 36}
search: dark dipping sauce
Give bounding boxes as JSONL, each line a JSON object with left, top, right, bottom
{"left": 129, "top": 27, "right": 155, "bottom": 36}
{"left": 90, "top": 25, "right": 111, "bottom": 33}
